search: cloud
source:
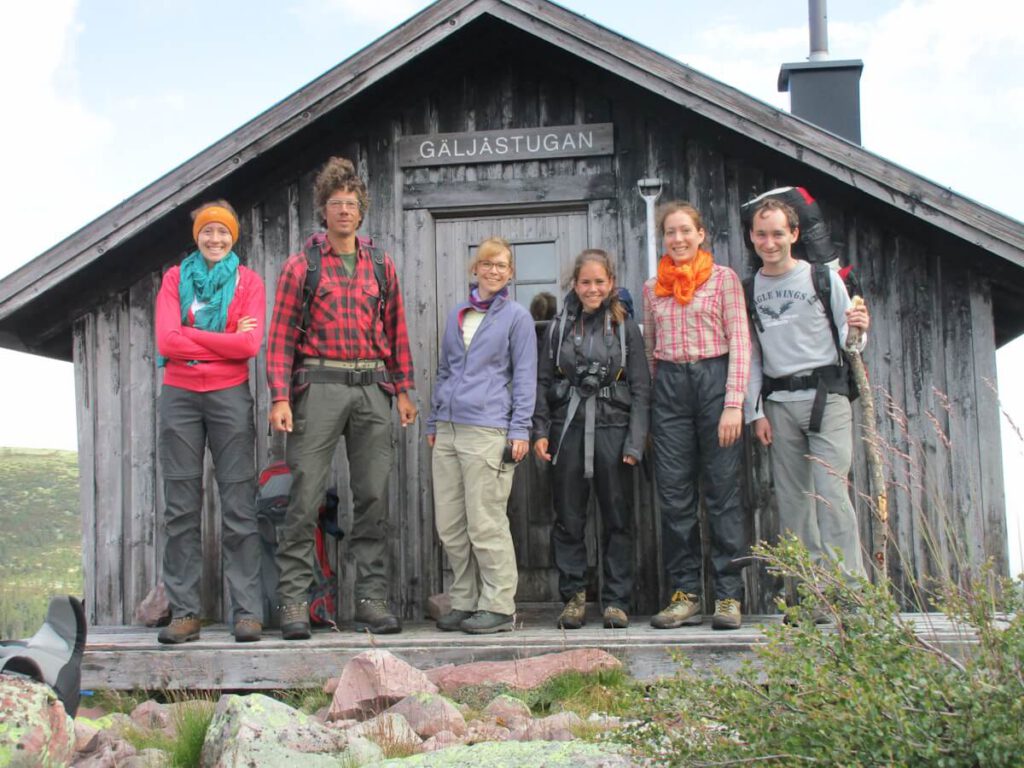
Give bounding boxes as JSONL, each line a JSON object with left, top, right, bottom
{"left": 0, "top": 0, "right": 112, "bottom": 276}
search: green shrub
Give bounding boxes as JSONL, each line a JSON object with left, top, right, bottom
{"left": 615, "top": 537, "right": 1024, "bottom": 767}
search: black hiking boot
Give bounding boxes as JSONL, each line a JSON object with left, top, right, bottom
{"left": 353, "top": 599, "right": 402, "bottom": 634}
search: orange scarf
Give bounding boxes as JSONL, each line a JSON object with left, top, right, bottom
{"left": 654, "top": 250, "right": 714, "bottom": 305}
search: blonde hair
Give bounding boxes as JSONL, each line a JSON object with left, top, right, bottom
{"left": 469, "top": 237, "right": 514, "bottom": 275}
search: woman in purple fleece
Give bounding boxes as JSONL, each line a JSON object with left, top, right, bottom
{"left": 426, "top": 237, "right": 538, "bottom": 635}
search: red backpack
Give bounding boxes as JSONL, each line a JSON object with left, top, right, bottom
{"left": 256, "top": 461, "right": 343, "bottom": 627}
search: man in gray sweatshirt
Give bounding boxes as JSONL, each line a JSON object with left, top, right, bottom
{"left": 744, "top": 198, "right": 870, "bottom": 586}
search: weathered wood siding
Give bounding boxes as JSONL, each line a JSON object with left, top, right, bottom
{"left": 72, "top": 22, "right": 1007, "bottom": 625}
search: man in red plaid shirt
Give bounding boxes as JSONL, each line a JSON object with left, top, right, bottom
{"left": 266, "top": 156, "right": 417, "bottom": 638}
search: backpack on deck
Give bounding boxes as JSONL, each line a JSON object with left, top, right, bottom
{"left": 256, "top": 460, "right": 344, "bottom": 627}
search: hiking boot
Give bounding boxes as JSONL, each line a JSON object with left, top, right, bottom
{"left": 436, "top": 609, "right": 474, "bottom": 632}
{"left": 280, "top": 602, "right": 311, "bottom": 640}
{"left": 233, "top": 617, "right": 262, "bottom": 643}
{"left": 353, "top": 599, "right": 402, "bottom": 634}
{"left": 460, "top": 610, "right": 514, "bottom": 634}
{"left": 650, "top": 591, "right": 702, "bottom": 629}
{"left": 157, "top": 615, "right": 201, "bottom": 645}
{"left": 557, "top": 591, "right": 587, "bottom": 629}
{"left": 603, "top": 605, "right": 629, "bottom": 629}
{"left": 712, "top": 599, "right": 742, "bottom": 630}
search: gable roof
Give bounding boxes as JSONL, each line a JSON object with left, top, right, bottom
{"left": 2, "top": 0, "right": 1022, "bottom": 358}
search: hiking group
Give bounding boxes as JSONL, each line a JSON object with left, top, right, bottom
{"left": 153, "top": 156, "right": 870, "bottom": 643}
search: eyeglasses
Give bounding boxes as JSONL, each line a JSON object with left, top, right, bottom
{"left": 477, "top": 261, "right": 511, "bottom": 273}
{"left": 326, "top": 199, "right": 360, "bottom": 211}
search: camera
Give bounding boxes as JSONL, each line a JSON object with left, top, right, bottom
{"left": 575, "top": 361, "right": 607, "bottom": 398}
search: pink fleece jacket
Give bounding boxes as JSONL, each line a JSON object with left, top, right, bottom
{"left": 155, "top": 265, "right": 266, "bottom": 392}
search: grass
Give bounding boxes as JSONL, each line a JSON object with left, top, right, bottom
{"left": 118, "top": 693, "right": 216, "bottom": 768}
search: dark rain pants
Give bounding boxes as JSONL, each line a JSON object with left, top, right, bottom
{"left": 550, "top": 417, "right": 635, "bottom": 611}
{"left": 652, "top": 356, "right": 746, "bottom": 601}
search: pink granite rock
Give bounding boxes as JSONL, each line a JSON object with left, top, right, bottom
{"left": 426, "top": 648, "right": 622, "bottom": 693}
{"left": 0, "top": 675, "right": 74, "bottom": 767}
{"left": 482, "top": 693, "right": 532, "bottom": 728}
{"left": 419, "top": 729, "right": 465, "bottom": 752}
{"left": 71, "top": 729, "right": 138, "bottom": 767}
{"left": 466, "top": 722, "right": 512, "bottom": 743}
{"left": 328, "top": 650, "right": 439, "bottom": 720}
{"left": 426, "top": 593, "right": 452, "bottom": 621}
{"left": 386, "top": 692, "right": 466, "bottom": 737}
{"left": 131, "top": 699, "right": 170, "bottom": 730}
{"left": 526, "top": 711, "right": 584, "bottom": 741}
{"left": 134, "top": 582, "right": 171, "bottom": 627}
{"left": 74, "top": 719, "right": 100, "bottom": 752}
{"left": 346, "top": 712, "right": 422, "bottom": 752}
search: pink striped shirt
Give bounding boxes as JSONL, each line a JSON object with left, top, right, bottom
{"left": 642, "top": 263, "right": 751, "bottom": 409}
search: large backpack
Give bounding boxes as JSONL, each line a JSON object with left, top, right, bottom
{"left": 256, "top": 461, "right": 344, "bottom": 627}
{"left": 740, "top": 185, "right": 837, "bottom": 265}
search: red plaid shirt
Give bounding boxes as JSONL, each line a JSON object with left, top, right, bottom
{"left": 266, "top": 233, "right": 415, "bottom": 401}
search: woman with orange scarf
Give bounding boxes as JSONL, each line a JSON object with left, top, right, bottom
{"left": 642, "top": 201, "right": 750, "bottom": 630}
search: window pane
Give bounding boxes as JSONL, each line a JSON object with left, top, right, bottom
{"left": 515, "top": 282, "right": 560, "bottom": 316}
{"left": 513, "top": 242, "right": 557, "bottom": 282}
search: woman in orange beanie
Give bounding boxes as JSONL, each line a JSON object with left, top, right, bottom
{"left": 154, "top": 199, "right": 266, "bottom": 644}
{"left": 642, "top": 201, "right": 751, "bottom": 631}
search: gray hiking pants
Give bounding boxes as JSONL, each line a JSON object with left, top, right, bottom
{"left": 158, "top": 383, "right": 263, "bottom": 621}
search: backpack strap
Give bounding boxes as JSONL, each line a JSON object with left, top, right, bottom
{"left": 811, "top": 263, "right": 843, "bottom": 366}
{"left": 368, "top": 245, "right": 387, "bottom": 323}
{"left": 743, "top": 275, "right": 763, "bottom": 334}
{"left": 298, "top": 246, "right": 323, "bottom": 339}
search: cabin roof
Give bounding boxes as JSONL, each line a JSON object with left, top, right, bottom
{"left": 2, "top": 0, "right": 1023, "bottom": 360}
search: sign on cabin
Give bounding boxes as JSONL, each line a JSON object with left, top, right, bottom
{"left": 398, "top": 123, "right": 614, "bottom": 167}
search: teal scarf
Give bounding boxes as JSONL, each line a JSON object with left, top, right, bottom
{"left": 157, "top": 251, "right": 239, "bottom": 368}
{"left": 178, "top": 250, "right": 239, "bottom": 331}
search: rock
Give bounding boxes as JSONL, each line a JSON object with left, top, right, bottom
{"left": 130, "top": 700, "right": 169, "bottom": 731}
{"left": 385, "top": 692, "right": 466, "bottom": 737}
{"left": 0, "top": 674, "right": 74, "bottom": 767}
{"left": 201, "top": 693, "right": 352, "bottom": 768}
{"left": 364, "top": 739, "right": 638, "bottom": 766}
{"left": 525, "top": 711, "right": 584, "bottom": 741}
{"left": 344, "top": 735, "right": 385, "bottom": 764}
{"left": 426, "top": 593, "right": 452, "bottom": 621}
{"left": 327, "top": 650, "right": 438, "bottom": 720}
{"left": 347, "top": 712, "right": 422, "bottom": 753}
{"left": 426, "top": 649, "right": 622, "bottom": 693}
{"left": 120, "top": 748, "right": 170, "bottom": 767}
{"left": 73, "top": 719, "right": 100, "bottom": 752}
{"left": 481, "top": 694, "right": 532, "bottom": 728}
{"left": 465, "top": 722, "right": 511, "bottom": 743}
{"left": 71, "top": 730, "right": 137, "bottom": 767}
{"left": 419, "top": 730, "right": 464, "bottom": 753}
{"left": 134, "top": 583, "right": 171, "bottom": 627}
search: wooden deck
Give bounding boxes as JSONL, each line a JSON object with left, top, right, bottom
{"left": 81, "top": 608, "right": 980, "bottom": 691}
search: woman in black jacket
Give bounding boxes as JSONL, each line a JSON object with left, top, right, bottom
{"left": 532, "top": 249, "right": 650, "bottom": 629}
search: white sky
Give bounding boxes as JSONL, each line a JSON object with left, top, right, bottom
{"left": 0, "top": 0, "right": 1021, "bottom": 574}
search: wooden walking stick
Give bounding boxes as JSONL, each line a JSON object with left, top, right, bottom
{"left": 846, "top": 295, "right": 888, "bottom": 584}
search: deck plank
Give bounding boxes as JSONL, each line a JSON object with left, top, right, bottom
{"left": 80, "top": 609, "right": 979, "bottom": 691}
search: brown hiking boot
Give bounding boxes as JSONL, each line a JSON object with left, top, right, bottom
{"left": 280, "top": 602, "right": 311, "bottom": 640}
{"left": 557, "top": 591, "right": 587, "bottom": 629}
{"left": 712, "top": 599, "right": 742, "bottom": 630}
{"left": 603, "top": 605, "right": 629, "bottom": 629}
{"left": 650, "top": 591, "right": 702, "bottom": 629}
{"left": 233, "top": 617, "right": 262, "bottom": 642}
{"left": 353, "top": 599, "right": 402, "bottom": 634}
{"left": 157, "top": 614, "right": 201, "bottom": 644}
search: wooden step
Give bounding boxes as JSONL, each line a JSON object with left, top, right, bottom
{"left": 80, "top": 610, "right": 977, "bottom": 691}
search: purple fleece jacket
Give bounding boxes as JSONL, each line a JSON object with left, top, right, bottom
{"left": 427, "top": 293, "right": 538, "bottom": 440}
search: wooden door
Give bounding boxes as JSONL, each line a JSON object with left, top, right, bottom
{"left": 434, "top": 210, "right": 588, "bottom": 603}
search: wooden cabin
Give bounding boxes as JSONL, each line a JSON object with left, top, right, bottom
{"left": 1, "top": 0, "right": 1022, "bottom": 627}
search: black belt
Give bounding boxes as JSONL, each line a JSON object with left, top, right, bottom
{"left": 296, "top": 359, "right": 388, "bottom": 387}
{"left": 763, "top": 364, "right": 846, "bottom": 433}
